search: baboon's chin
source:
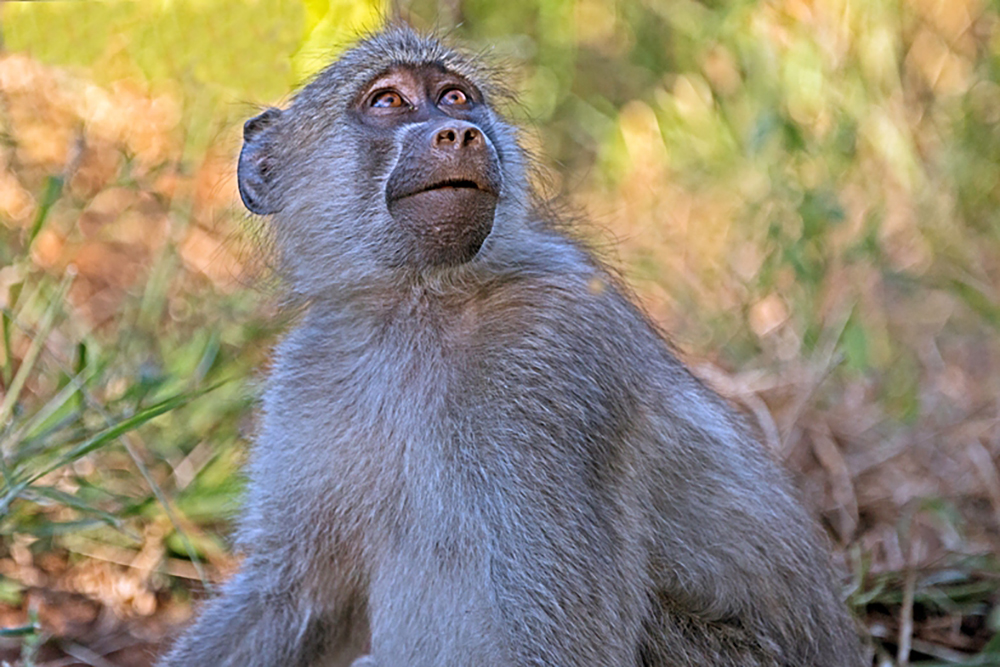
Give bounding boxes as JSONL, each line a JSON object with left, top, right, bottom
{"left": 389, "top": 188, "right": 497, "bottom": 267}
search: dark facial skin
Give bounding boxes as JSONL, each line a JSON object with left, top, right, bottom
{"left": 353, "top": 66, "right": 503, "bottom": 267}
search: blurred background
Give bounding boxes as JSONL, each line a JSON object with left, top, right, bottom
{"left": 1, "top": 0, "right": 999, "bottom": 664}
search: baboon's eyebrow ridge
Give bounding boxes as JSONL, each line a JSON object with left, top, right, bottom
{"left": 352, "top": 65, "right": 483, "bottom": 110}
{"left": 288, "top": 25, "right": 504, "bottom": 121}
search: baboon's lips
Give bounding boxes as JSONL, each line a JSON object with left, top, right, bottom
{"left": 392, "top": 178, "right": 498, "bottom": 202}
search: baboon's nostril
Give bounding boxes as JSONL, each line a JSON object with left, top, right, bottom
{"left": 461, "top": 128, "right": 482, "bottom": 147}
{"left": 435, "top": 128, "right": 458, "bottom": 146}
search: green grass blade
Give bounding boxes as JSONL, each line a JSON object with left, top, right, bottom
{"left": 22, "top": 485, "right": 127, "bottom": 532}
{"left": 1, "top": 364, "right": 98, "bottom": 460}
{"left": 27, "top": 175, "right": 63, "bottom": 247}
{"left": 0, "top": 382, "right": 222, "bottom": 515}
{"left": 0, "top": 272, "right": 74, "bottom": 433}
{"left": 26, "top": 387, "right": 211, "bottom": 486}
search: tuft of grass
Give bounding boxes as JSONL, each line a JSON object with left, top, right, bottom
{"left": 0, "top": 48, "right": 280, "bottom": 658}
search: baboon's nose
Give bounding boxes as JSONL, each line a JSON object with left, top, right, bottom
{"left": 432, "top": 122, "right": 484, "bottom": 151}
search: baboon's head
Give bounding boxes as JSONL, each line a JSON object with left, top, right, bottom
{"left": 238, "top": 25, "right": 528, "bottom": 294}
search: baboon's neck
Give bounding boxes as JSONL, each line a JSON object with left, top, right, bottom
{"left": 305, "top": 278, "right": 487, "bottom": 342}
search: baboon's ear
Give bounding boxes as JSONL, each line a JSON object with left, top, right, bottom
{"left": 238, "top": 108, "right": 283, "bottom": 215}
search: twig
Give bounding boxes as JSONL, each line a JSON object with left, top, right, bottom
{"left": 56, "top": 641, "right": 118, "bottom": 667}
{"left": 897, "top": 566, "right": 916, "bottom": 665}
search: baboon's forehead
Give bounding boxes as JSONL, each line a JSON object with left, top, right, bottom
{"left": 291, "top": 26, "right": 500, "bottom": 114}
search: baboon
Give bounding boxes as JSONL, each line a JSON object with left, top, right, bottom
{"left": 158, "top": 24, "right": 865, "bottom": 667}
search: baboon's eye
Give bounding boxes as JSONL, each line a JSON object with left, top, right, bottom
{"left": 439, "top": 88, "right": 469, "bottom": 107}
{"left": 371, "top": 91, "right": 405, "bottom": 108}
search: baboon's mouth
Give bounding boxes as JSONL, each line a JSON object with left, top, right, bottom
{"left": 406, "top": 179, "right": 498, "bottom": 198}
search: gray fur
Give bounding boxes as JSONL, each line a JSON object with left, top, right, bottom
{"left": 158, "top": 24, "right": 865, "bottom": 667}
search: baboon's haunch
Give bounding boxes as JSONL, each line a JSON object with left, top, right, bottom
{"left": 159, "top": 25, "right": 865, "bottom": 667}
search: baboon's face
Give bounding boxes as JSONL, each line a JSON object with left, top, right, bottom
{"left": 237, "top": 31, "right": 524, "bottom": 291}
{"left": 355, "top": 66, "right": 503, "bottom": 267}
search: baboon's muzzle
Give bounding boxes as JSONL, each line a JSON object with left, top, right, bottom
{"left": 385, "top": 118, "right": 502, "bottom": 266}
